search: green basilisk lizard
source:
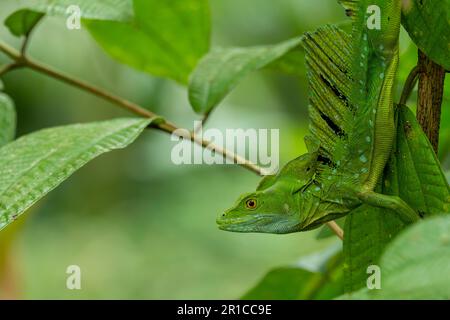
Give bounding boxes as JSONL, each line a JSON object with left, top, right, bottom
{"left": 217, "top": 0, "right": 421, "bottom": 234}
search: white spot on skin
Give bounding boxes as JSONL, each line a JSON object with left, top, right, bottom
{"left": 366, "top": 136, "right": 371, "bottom": 143}
{"left": 284, "top": 203, "right": 290, "bottom": 212}
{"left": 361, "top": 167, "right": 368, "bottom": 173}
{"left": 379, "top": 73, "right": 385, "bottom": 79}
{"left": 360, "top": 155, "right": 368, "bottom": 163}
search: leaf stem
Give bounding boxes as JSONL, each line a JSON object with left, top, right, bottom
{"left": 0, "top": 39, "right": 344, "bottom": 239}
{"left": 193, "top": 110, "right": 212, "bottom": 135}
{"left": 20, "top": 36, "right": 31, "bottom": 56}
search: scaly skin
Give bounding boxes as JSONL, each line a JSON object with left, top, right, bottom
{"left": 361, "top": 0, "right": 401, "bottom": 191}
{"left": 218, "top": 0, "right": 419, "bottom": 234}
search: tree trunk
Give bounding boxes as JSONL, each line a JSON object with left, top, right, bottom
{"left": 416, "top": 50, "right": 446, "bottom": 153}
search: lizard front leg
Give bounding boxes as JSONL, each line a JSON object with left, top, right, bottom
{"left": 357, "top": 191, "right": 420, "bottom": 224}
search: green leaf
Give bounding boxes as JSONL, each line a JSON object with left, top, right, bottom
{"left": 343, "top": 106, "right": 450, "bottom": 293}
{"left": 188, "top": 37, "right": 303, "bottom": 114}
{"left": 16, "top": 0, "right": 133, "bottom": 22}
{"left": 84, "top": 0, "right": 210, "bottom": 84}
{"left": 242, "top": 244, "right": 343, "bottom": 300}
{"left": 343, "top": 205, "right": 401, "bottom": 293}
{"left": 0, "top": 93, "right": 16, "bottom": 147}
{"left": 394, "top": 106, "right": 450, "bottom": 215}
{"left": 0, "top": 118, "right": 152, "bottom": 231}
{"left": 344, "top": 215, "right": 450, "bottom": 299}
{"left": 402, "top": 0, "right": 450, "bottom": 69}
{"left": 242, "top": 268, "right": 317, "bottom": 300}
{"left": 4, "top": 9, "right": 44, "bottom": 37}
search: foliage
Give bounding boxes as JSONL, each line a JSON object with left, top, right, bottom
{"left": 16, "top": 0, "right": 134, "bottom": 22}
{"left": 4, "top": 9, "right": 44, "bottom": 37}
{"left": 189, "top": 37, "right": 303, "bottom": 114}
{"left": 242, "top": 244, "right": 343, "bottom": 300}
{"left": 402, "top": 0, "right": 450, "bottom": 69}
{"left": 342, "top": 215, "right": 450, "bottom": 299}
{"left": 0, "top": 0, "right": 448, "bottom": 299}
{"left": 85, "top": 0, "right": 210, "bottom": 84}
{"left": 0, "top": 118, "right": 152, "bottom": 231}
{"left": 344, "top": 106, "right": 450, "bottom": 292}
{"left": 0, "top": 92, "right": 15, "bottom": 146}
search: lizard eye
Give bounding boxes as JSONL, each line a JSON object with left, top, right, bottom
{"left": 245, "top": 199, "right": 258, "bottom": 210}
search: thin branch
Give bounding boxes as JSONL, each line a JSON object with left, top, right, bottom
{"left": 0, "top": 41, "right": 20, "bottom": 61}
{"left": 158, "top": 121, "right": 266, "bottom": 175}
{"left": 399, "top": 66, "right": 420, "bottom": 105}
{"left": 326, "top": 221, "right": 344, "bottom": 240}
{"left": 0, "top": 39, "right": 344, "bottom": 239}
{"left": 26, "top": 58, "right": 159, "bottom": 119}
{"left": 0, "top": 63, "right": 21, "bottom": 76}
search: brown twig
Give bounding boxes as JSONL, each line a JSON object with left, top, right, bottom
{"left": 0, "top": 63, "right": 21, "bottom": 76}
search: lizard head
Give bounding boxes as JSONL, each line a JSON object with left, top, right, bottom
{"left": 217, "top": 153, "right": 318, "bottom": 234}
{"left": 217, "top": 188, "right": 302, "bottom": 234}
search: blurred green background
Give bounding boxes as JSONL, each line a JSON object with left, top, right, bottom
{"left": 0, "top": 0, "right": 447, "bottom": 299}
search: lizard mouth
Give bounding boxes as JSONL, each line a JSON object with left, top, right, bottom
{"left": 217, "top": 213, "right": 269, "bottom": 231}
{"left": 216, "top": 213, "right": 296, "bottom": 234}
{"left": 217, "top": 215, "right": 256, "bottom": 228}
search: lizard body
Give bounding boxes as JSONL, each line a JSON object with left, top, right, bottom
{"left": 218, "top": 0, "right": 419, "bottom": 234}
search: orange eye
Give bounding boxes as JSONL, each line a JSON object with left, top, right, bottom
{"left": 245, "top": 199, "right": 257, "bottom": 210}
